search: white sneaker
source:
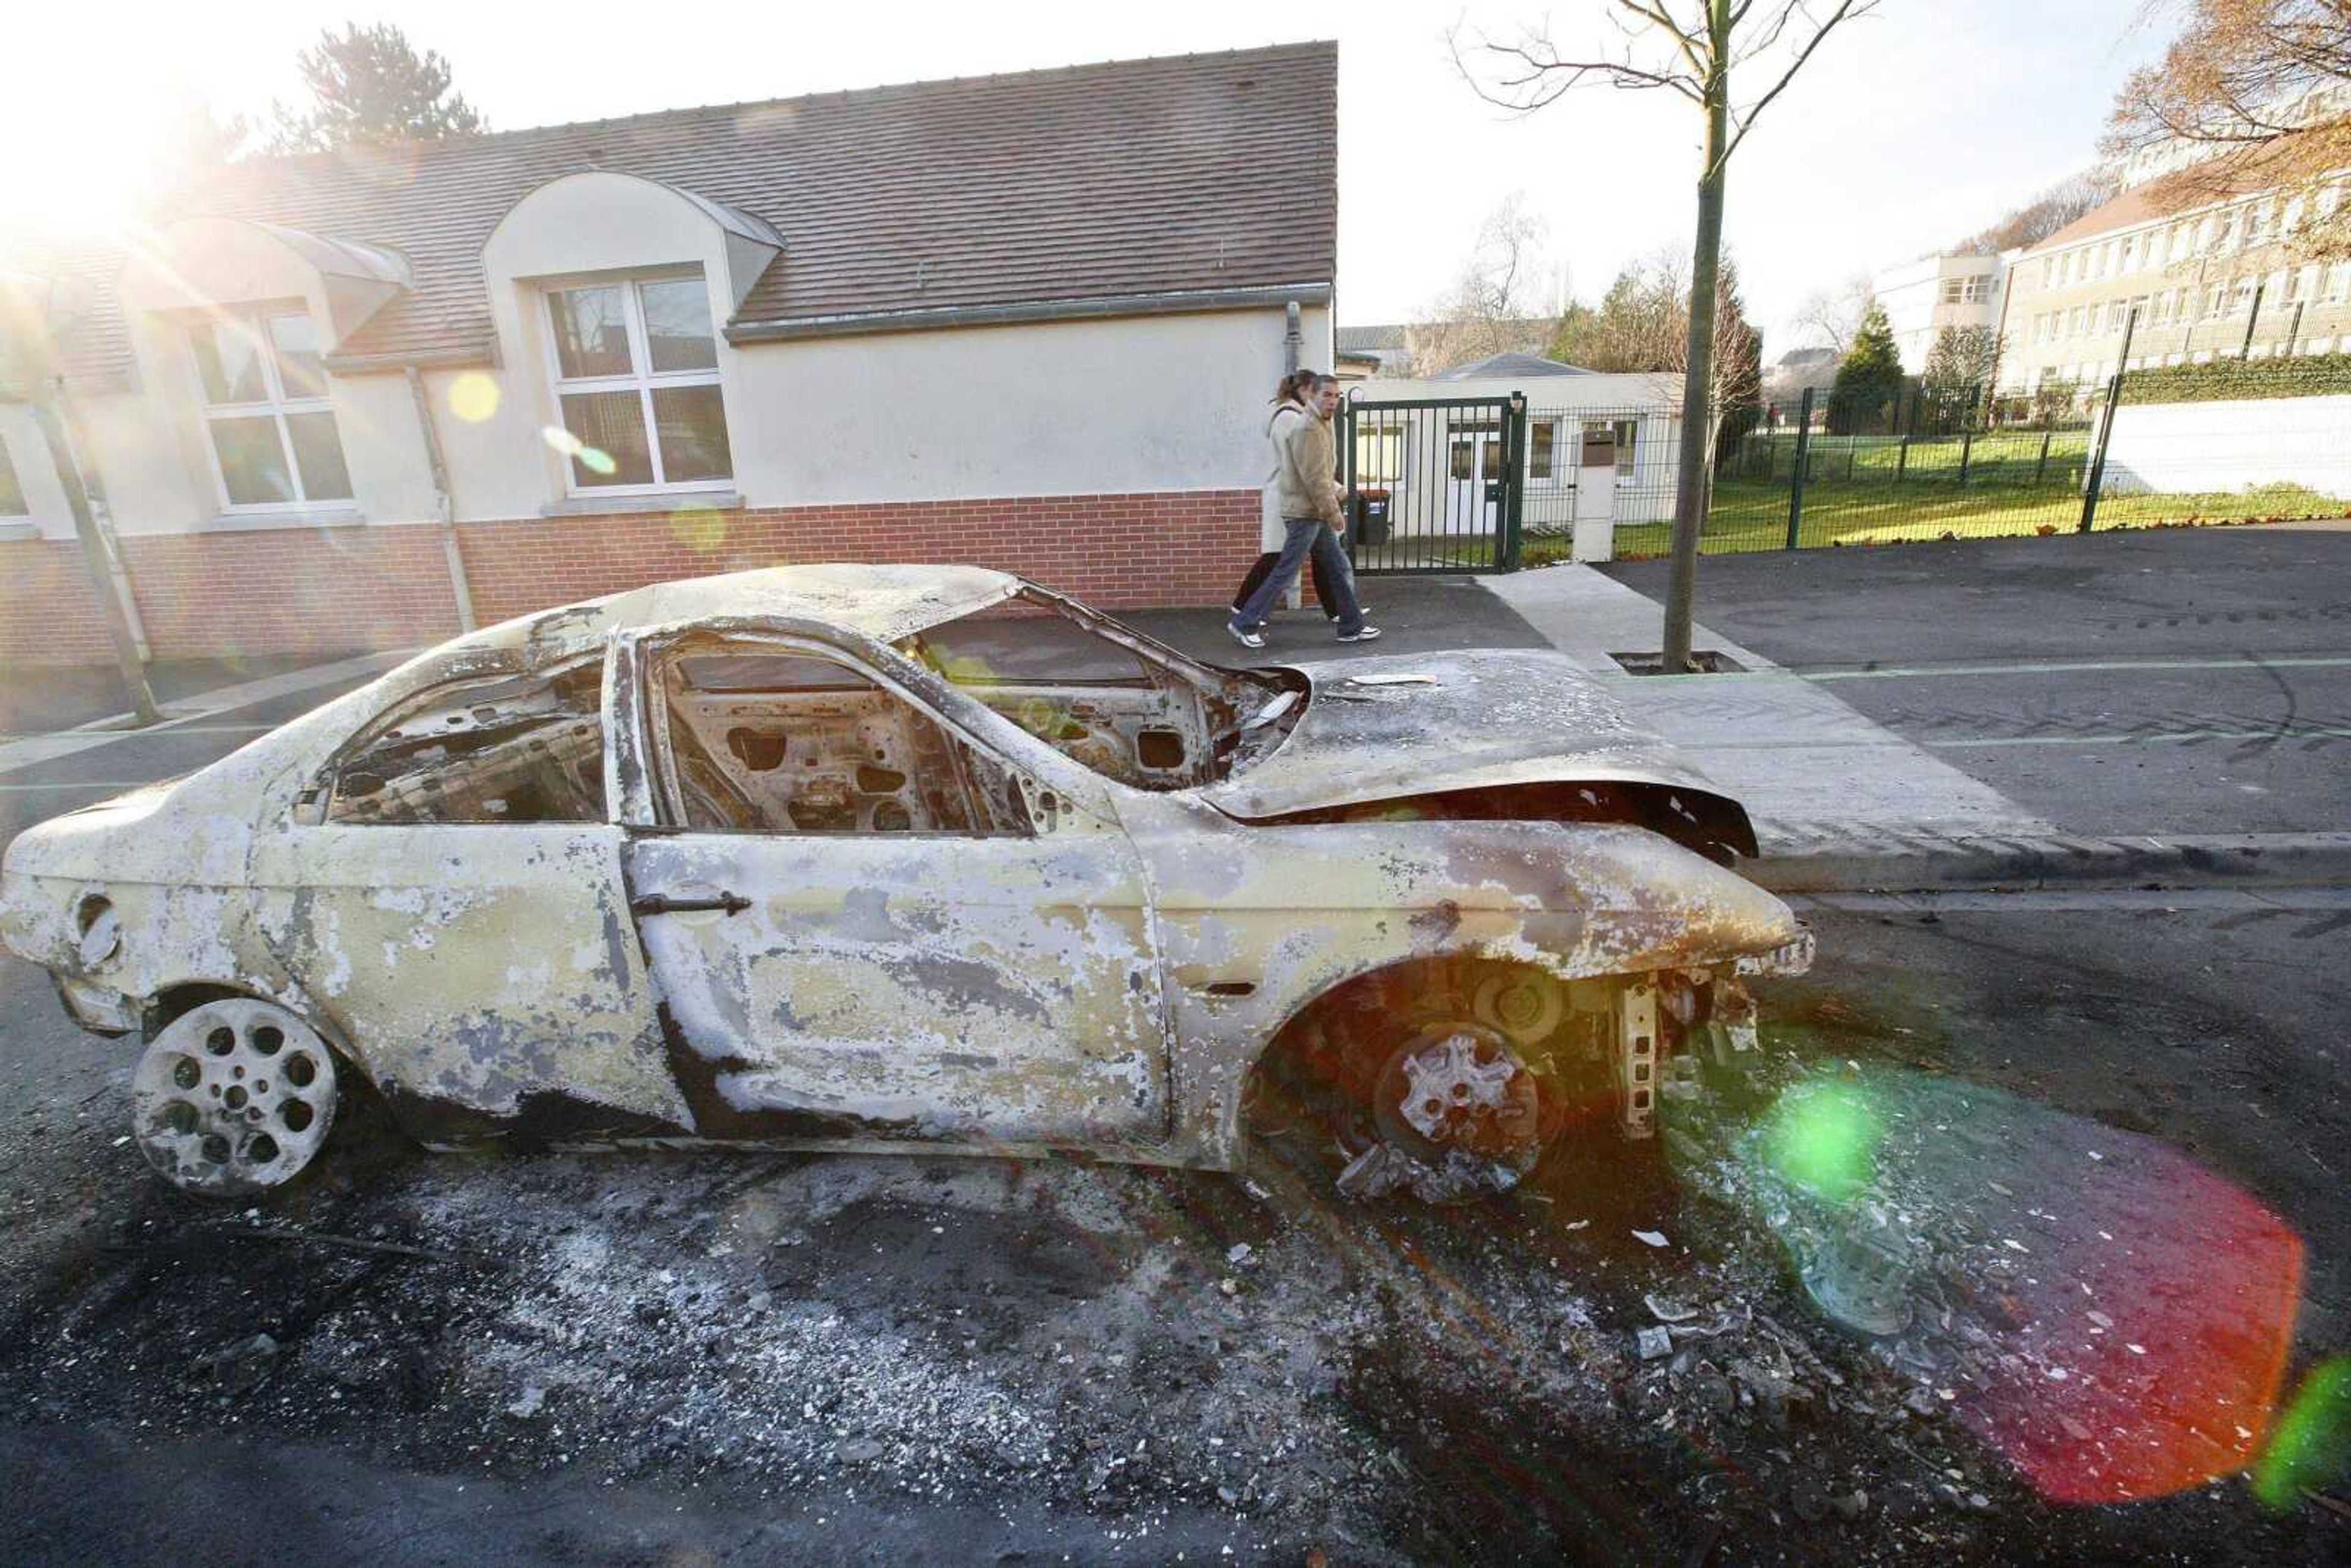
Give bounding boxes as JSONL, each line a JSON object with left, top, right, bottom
{"left": 1335, "top": 625, "right": 1382, "bottom": 643}
{"left": 1227, "top": 620, "right": 1267, "bottom": 650}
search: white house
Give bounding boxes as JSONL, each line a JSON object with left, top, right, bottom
{"left": 0, "top": 43, "right": 1338, "bottom": 668}
{"left": 1349, "top": 357, "right": 1685, "bottom": 536}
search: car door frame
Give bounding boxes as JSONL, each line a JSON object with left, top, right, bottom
{"left": 605, "top": 615, "right": 1177, "bottom": 1152}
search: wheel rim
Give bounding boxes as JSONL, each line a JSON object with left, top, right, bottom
{"left": 1365, "top": 1022, "right": 1543, "bottom": 1202}
{"left": 131, "top": 999, "right": 339, "bottom": 1197}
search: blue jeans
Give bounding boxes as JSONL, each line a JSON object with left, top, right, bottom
{"left": 1232, "top": 519, "right": 1364, "bottom": 637}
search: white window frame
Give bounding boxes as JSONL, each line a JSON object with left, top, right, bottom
{"left": 187, "top": 304, "right": 354, "bottom": 516}
{"left": 540, "top": 269, "right": 732, "bottom": 499}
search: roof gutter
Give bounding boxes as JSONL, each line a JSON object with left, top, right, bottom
{"left": 321, "top": 342, "right": 500, "bottom": 374}
{"left": 727, "top": 282, "right": 1333, "bottom": 343}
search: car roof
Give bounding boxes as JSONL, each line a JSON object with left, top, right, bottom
{"left": 454, "top": 564, "right": 1025, "bottom": 663}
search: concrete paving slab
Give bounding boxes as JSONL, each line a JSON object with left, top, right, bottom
{"left": 1479, "top": 566, "right": 2058, "bottom": 847}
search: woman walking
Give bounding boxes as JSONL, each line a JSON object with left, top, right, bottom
{"left": 1226, "top": 370, "right": 1378, "bottom": 650}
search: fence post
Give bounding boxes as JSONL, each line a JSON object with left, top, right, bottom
{"left": 1785, "top": 387, "right": 1815, "bottom": 550}
{"left": 1895, "top": 434, "right": 1909, "bottom": 482}
{"left": 2241, "top": 282, "right": 2265, "bottom": 359}
{"left": 2036, "top": 427, "right": 2052, "bottom": 483}
{"left": 2078, "top": 371, "right": 2124, "bottom": 533}
{"left": 1499, "top": 393, "right": 1527, "bottom": 572}
{"left": 1957, "top": 387, "right": 1979, "bottom": 487}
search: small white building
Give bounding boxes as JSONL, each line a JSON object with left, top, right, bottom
{"left": 1870, "top": 253, "right": 2011, "bottom": 373}
{"left": 1351, "top": 357, "right": 1684, "bottom": 537}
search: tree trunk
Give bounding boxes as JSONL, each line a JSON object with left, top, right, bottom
{"left": 1662, "top": 0, "right": 1731, "bottom": 673}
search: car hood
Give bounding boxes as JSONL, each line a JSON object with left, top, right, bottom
{"left": 1200, "top": 649, "right": 1757, "bottom": 857}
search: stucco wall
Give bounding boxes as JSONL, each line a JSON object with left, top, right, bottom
{"left": 2103, "top": 394, "right": 2351, "bottom": 496}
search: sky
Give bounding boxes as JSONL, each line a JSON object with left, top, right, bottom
{"left": 1, "top": 0, "right": 2173, "bottom": 351}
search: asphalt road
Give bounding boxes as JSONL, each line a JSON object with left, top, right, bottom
{"left": 1601, "top": 524, "right": 2351, "bottom": 837}
{"left": 0, "top": 596, "right": 2344, "bottom": 1562}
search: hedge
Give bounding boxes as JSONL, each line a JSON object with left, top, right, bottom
{"left": 2118, "top": 352, "right": 2351, "bottom": 405}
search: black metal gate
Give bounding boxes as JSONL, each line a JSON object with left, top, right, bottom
{"left": 1341, "top": 394, "right": 1527, "bottom": 573}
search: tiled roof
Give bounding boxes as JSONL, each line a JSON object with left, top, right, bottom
{"left": 25, "top": 42, "right": 1337, "bottom": 383}
{"left": 1337, "top": 324, "right": 1409, "bottom": 351}
{"left": 1433, "top": 351, "right": 1591, "bottom": 380}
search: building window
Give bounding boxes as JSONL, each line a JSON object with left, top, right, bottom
{"left": 186, "top": 309, "right": 354, "bottom": 511}
{"left": 544, "top": 273, "right": 733, "bottom": 493}
{"left": 1528, "top": 420, "right": 1556, "bottom": 480}
{"left": 2118, "top": 236, "right": 2137, "bottom": 272}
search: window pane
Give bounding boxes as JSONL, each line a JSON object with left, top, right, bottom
{"left": 190, "top": 321, "right": 267, "bottom": 404}
{"left": 1529, "top": 422, "right": 1555, "bottom": 480}
{"left": 651, "top": 384, "right": 732, "bottom": 482}
{"left": 549, "top": 286, "right": 634, "bottom": 378}
{"left": 268, "top": 313, "right": 329, "bottom": 399}
{"left": 285, "top": 411, "right": 353, "bottom": 501}
{"left": 639, "top": 279, "right": 718, "bottom": 372}
{"left": 210, "top": 416, "right": 296, "bottom": 505}
{"left": 559, "top": 391, "right": 654, "bottom": 487}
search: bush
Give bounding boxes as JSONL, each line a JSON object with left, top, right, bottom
{"left": 2118, "top": 352, "right": 2351, "bottom": 406}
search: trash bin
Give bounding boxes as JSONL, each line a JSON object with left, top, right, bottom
{"left": 1351, "top": 488, "right": 1392, "bottom": 547}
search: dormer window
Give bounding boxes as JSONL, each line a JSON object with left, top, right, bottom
{"left": 544, "top": 272, "right": 732, "bottom": 494}
{"left": 187, "top": 309, "right": 354, "bottom": 511}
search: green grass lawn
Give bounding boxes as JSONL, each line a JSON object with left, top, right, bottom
{"left": 1522, "top": 449, "right": 2350, "bottom": 562}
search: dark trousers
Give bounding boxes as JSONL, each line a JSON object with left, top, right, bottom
{"left": 1230, "top": 535, "right": 1346, "bottom": 620}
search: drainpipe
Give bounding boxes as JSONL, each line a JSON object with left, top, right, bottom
{"left": 406, "top": 365, "right": 476, "bottom": 632}
{"left": 1284, "top": 300, "right": 1302, "bottom": 373}
{"left": 30, "top": 377, "right": 159, "bottom": 723}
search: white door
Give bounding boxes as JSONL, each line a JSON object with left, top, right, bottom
{"left": 1445, "top": 427, "right": 1503, "bottom": 531}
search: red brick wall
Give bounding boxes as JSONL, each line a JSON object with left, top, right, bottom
{"left": 0, "top": 538, "right": 117, "bottom": 667}
{"left": 0, "top": 490, "right": 1258, "bottom": 666}
{"left": 454, "top": 491, "right": 1259, "bottom": 626}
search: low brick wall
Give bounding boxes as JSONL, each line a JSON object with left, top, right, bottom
{"left": 0, "top": 489, "right": 1259, "bottom": 667}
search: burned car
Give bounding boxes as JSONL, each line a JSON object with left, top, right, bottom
{"left": 0, "top": 565, "right": 1809, "bottom": 1200}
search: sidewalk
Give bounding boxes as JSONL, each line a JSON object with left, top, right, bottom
{"left": 1482, "top": 566, "right": 2351, "bottom": 893}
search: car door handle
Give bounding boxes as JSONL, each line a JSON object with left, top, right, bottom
{"left": 631, "top": 892, "right": 751, "bottom": 917}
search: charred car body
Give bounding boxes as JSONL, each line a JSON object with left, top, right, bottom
{"left": 0, "top": 565, "right": 1809, "bottom": 1199}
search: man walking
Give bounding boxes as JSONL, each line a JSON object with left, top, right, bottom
{"left": 1228, "top": 371, "right": 1378, "bottom": 649}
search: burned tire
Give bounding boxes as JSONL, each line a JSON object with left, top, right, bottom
{"left": 130, "top": 998, "right": 339, "bottom": 1198}
{"left": 1341, "top": 1021, "right": 1543, "bottom": 1204}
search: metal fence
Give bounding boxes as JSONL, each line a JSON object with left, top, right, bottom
{"left": 1349, "top": 366, "right": 2351, "bottom": 567}
{"left": 1340, "top": 395, "right": 1525, "bottom": 573}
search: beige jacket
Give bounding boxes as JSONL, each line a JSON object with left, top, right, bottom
{"left": 1262, "top": 402, "right": 1345, "bottom": 540}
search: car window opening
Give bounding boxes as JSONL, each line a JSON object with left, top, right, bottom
{"left": 912, "top": 590, "right": 1302, "bottom": 790}
{"left": 325, "top": 661, "right": 606, "bottom": 825}
{"left": 658, "top": 645, "right": 1028, "bottom": 836}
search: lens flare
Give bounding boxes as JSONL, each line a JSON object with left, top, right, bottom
{"left": 2254, "top": 1356, "right": 2351, "bottom": 1511}
{"left": 539, "top": 426, "right": 615, "bottom": 476}
{"left": 1761, "top": 1078, "right": 1880, "bottom": 1203}
{"left": 448, "top": 372, "right": 500, "bottom": 423}
{"left": 669, "top": 506, "right": 727, "bottom": 553}
{"left": 1678, "top": 1062, "right": 2304, "bottom": 1506}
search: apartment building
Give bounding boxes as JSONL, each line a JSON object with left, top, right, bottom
{"left": 1870, "top": 252, "right": 2009, "bottom": 373}
{"left": 2000, "top": 172, "right": 2351, "bottom": 397}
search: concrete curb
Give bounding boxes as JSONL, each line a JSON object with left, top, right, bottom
{"left": 1747, "top": 831, "right": 2351, "bottom": 894}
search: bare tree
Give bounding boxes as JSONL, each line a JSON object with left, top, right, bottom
{"left": 1953, "top": 169, "right": 2120, "bottom": 255}
{"left": 1458, "top": 1, "right": 1880, "bottom": 670}
{"left": 2107, "top": 1, "right": 2351, "bottom": 257}
{"left": 1791, "top": 273, "right": 1875, "bottom": 356}
{"left": 1409, "top": 194, "right": 1564, "bottom": 375}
